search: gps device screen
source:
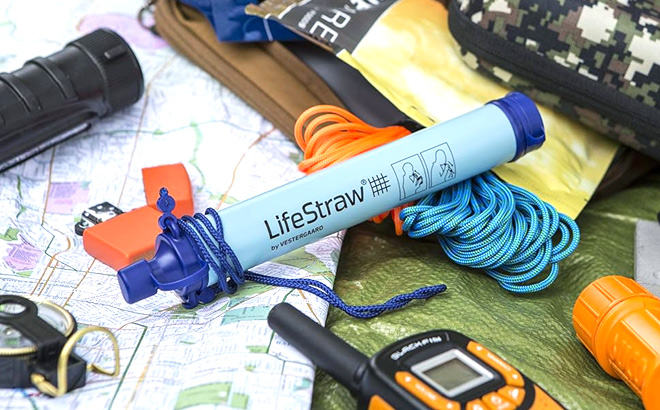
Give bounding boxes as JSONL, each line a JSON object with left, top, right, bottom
{"left": 423, "top": 357, "right": 482, "bottom": 390}
{"left": 411, "top": 349, "right": 493, "bottom": 397}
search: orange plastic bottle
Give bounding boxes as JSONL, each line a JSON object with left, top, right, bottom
{"left": 573, "top": 276, "right": 660, "bottom": 409}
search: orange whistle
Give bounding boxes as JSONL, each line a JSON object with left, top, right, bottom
{"left": 573, "top": 276, "right": 660, "bottom": 409}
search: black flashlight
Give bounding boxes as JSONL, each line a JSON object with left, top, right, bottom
{"left": 0, "top": 28, "right": 144, "bottom": 172}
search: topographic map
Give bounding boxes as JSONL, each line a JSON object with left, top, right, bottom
{"left": 0, "top": 0, "right": 343, "bottom": 409}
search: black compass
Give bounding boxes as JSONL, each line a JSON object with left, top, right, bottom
{"left": 0, "top": 295, "right": 119, "bottom": 397}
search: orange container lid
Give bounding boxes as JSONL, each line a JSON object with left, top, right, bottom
{"left": 82, "top": 205, "right": 163, "bottom": 270}
{"left": 142, "top": 163, "right": 193, "bottom": 217}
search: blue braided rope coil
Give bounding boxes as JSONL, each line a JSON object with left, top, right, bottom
{"left": 400, "top": 171, "right": 580, "bottom": 293}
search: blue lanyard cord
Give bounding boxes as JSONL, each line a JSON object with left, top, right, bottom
{"left": 174, "top": 206, "right": 447, "bottom": 318}
{"left": 245, "top": 272, "right": 447, "bottom": 319}
{"left": 178, "top": 210, "right": 245, "bottom": 294}
{"left": 400, "top": 171, "right": 580, "bottom": 293}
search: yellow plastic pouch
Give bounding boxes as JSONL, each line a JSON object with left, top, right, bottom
{"left": 247, "top": 0, "right": 619, "bottom": 217}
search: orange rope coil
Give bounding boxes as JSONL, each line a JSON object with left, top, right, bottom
{"left": 294, "top": 105, "right": 414, "bottom": 235}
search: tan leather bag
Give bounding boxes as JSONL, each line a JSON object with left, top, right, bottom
{"left": 153, "top": 0, "right": 343, "bottom": 140}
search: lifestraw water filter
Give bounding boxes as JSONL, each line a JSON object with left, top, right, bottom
{"left": 117, "top": 92, "right": 545, "bottom": 307}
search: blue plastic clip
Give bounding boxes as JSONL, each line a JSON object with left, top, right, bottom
{"left": 117, "top": 188, "right": 216, "bottom": 308}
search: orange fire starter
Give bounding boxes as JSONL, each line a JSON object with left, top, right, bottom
{"left": 83, "top": 163, "right": 194, "bottom": 270}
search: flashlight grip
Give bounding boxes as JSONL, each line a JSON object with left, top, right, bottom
{"left": 574, "top": 276, "right": 660, "bottom": 409}
{"left": 0, "top": 29, "right": 143, "bottom": 172}
{"left": 268, "top": 303, "right": 368, "bottom": 393}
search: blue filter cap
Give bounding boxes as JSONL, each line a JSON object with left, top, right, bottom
{"left": 488, "top": 92, "right": 545, "bottom": 161}
{"left": 118, "top": 259, "right": 158, "bottom": 303}
{"left": 117, "top": 230, "right": 210, "bottom": 307}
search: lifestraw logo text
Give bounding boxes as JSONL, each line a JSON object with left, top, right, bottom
{"left": 264, "top": 186, "right": 365, "bottom": 239}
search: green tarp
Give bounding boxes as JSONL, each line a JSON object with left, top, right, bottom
{"left": 313, "top": 173, "right": 660, "bottom": 410}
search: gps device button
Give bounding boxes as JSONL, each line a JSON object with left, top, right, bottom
{"left": 466, "top": 399, "right": 488, "bottom": 410}
{"left": 467, "top": 342, "right": 524, "bottom": 387}
{"left": 395, "top": 371, "right": 460, "bottom": 409}
{"left": 368, "top": 395, "right": 396, "bottom": 410}
{"left": 498, "top": 386, "right": 525, "bottom": 405}
{"left": 482, "top": 392, "right": 516, "bottom": 410}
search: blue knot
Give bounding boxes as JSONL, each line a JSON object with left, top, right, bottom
{"left": 157, "top": 187, "right": 180, "bottom": 237}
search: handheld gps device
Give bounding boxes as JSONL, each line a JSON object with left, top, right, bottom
{"left": 268, "top": 303, "right": 564, "bottom": 410}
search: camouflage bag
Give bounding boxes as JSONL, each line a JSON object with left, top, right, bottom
{"left": 448, "top": 0, "right": 660, "bottom": 160}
